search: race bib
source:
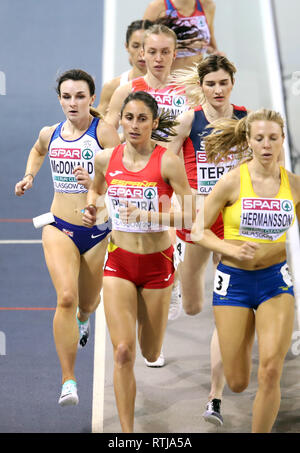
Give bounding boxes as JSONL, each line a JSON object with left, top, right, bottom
{"left": 107, "top": 185, "right": 163, "bottom": 233}
{"left": 196, "top": 150, "right": 236, "bottom": 194}
{"left": 239, "top": 198, "right": 294, "bottom": 241}
{"left": 213, "top": 269, "right": 230, "bottom": 296}
{"left": 280, "top": 263, "right": 293, "bottom": 287}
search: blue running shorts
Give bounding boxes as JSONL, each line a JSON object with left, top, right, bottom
{"left": 51, "top": 216, "right": 111, "bottom": 255}
{"left": 213, "top": 261, "right": 294, "bottom": 310}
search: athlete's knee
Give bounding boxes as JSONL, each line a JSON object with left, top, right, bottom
{"left": 58, "top": 289, "right": 77, "bottom": 310}
{"left": 115, "top": 343, "right": 134, "bottom": 368}
{"left": 258, "top": 361, "right": 281, "bottom": 390}
{"left": 183, "top": 298, "right": 203, "bottom": 316}
{"left": 79, "top": 293, "right": 100, "bottom": 315}
{"left": 226, "top": 374, "right": 249, "bottom": 393}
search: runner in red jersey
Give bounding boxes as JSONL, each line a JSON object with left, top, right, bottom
{"left": 83, "top": 92, "right": 195, "bottom": 433}
{"left": 105, "top": 24, "right": 190, "bottom": 362}
{"left": 105, "top": 23, "right": 189, "bottom": 133}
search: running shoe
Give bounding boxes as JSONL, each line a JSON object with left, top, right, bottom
{"left": 58, "top": 380, "right": 79, "bottom": 406}
{"left": 203, "top": 398, "right": 224, "bottom": 426}
{"left": 144, "top": 351, "right": 165, "bottom": 368}
{"left": 77, "top": 308, "right": 90, "bottom": 349}
{"left": 168, "top": 282, "right": 182, "bottom": 321}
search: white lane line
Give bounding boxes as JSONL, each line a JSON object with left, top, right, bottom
{"left": 91, "top": 0, "right": 116, "bottom": 433}
{"left": 92, "top": 298, "right": 107, "bottom": 433}
{"left": 0, "top": 240, "right": 42, "bottom": 244}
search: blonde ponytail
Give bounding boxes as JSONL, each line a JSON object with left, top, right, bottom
{"left": 204, "top": 108, "right": 285, "bottom": 164}
{"left": 169, "top": 62, "right": 205, "bottom": 108}
{"left": 204, "top": 116, "right": 250, "bottom": 164}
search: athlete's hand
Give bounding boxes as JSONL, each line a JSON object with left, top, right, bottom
{"left": 233, "top": 242, "right": 260, "bottom": 261}
{"left": 74, "top": 166, "right": 91, "bottom": 189}
{"left": 82, "top": 204, "right": 97, "bottom": 227}
{"left": 119, "top": 201, "right": 147, "bottom": 224}
{"left": 15, "top": 175, "right": 34, "bottom": 196}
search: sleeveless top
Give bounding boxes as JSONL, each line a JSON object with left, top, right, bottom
{"left": 48, "top": 117, "right": 102, "bottom": 194}
{"left": 182, "top": 105, "right": 247, "bottom": 193}
{"left": 120, "top": 70, "right": 130, "bottom": 86}
{"left": 164, "top": 0, "right": 210, "bottom": 57}
{"left": 105, "top": 144, "right": 173, "bottom": 233}
{"left": 223, "top": 163, "right": 295, "bottom": 243}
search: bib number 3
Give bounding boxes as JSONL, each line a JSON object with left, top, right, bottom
{"left": 214, "top": 269, "right": 230, "bottom": 296}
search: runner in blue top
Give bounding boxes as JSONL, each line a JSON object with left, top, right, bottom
{"left": 15, "top": 69, "right": 120, "bottom": 407}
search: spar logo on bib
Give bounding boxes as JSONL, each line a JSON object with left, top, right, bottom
{"left": 50, "top": 148, "right": 81, "bottom": 159}
{"left": 82, "top": 149, "right": 93, "bottom": 160}
{"left": 282, "top": 200, "right": 293, "bottom": 212}
{"left": 144, "top": 188, "right": 156, "bottom": 200}
{"left": 107, "top": 186, "right": 144, "bottom": 199}
{"left": 173, "top": 96, "right": 185, "bottom": 108}
{"left": 242, "top": 199, "right": 281, "bottom": 211}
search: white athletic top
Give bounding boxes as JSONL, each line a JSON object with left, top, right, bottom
{"left": 48, "top": 117, "right": 103, "bottom": 194}
{"left": 119, "top": 70, "right": 130, "bottom": 86}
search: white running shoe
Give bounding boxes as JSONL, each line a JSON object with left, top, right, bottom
{"left": 168, "top": 282, "right": 182, "bottom": 321}
{"left": 144, "top": 351, "right": 165, "bottom": 368}
{"left": 203, "top": 399, "right": 224, "bottom": 426}
{"left": 58, "top": 380, "right": 79, "bottom": 407}
{"left": 77, "top": 309, "right": 90, "bottom": 349}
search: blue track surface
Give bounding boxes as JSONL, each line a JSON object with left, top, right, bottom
{"left": 0, "top": 0, "right": 103, "bottom": 433}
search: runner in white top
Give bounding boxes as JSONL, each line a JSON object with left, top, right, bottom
{"left": 15, "top": 69, "right": 120, "bottom": 407}
{"left": 97, "top": 20, "right": 153, "bottom": 116}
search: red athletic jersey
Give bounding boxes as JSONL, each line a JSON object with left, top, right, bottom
{"left": 105, "top": 144, "right": 173, "bottom": 233}
{"left": 131, "top": 77, "right": 189, "bottom": 117}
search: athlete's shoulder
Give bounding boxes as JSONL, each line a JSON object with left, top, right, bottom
{"left": 102, "top": 76, "right": 122, "bottom": 96}
{"left": 39, "top": 124, "right": 59, "bottom": 143}
{"left": 201, "top": 0, "right": 216, "bottom": 13}
{"left": 143, "top": 0, "right": 166, "bottom": 20}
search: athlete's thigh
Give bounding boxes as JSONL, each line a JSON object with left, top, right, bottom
{"left": 256, "top": 294, "right": 295, "bottom": 364}
{"left": 213, "top": 305, "right": 255, "bottom": 377}
{"left": 78, "top": 236, "right": 109, "bottom": 303}
{"left": 42, "top": 225, "right": 80, "bottom": 294}
{"left": 103, "top": 276, "right": 138, "bottom": 348}
{"left": 137, "top": 285, "right": 172, "bottom": 352}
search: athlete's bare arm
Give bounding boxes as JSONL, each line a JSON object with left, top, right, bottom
{"left": 167, "top": 109, "right": 194, "bottom": 155}
{"left": 105, "top": 83, "right": 132, "bottom": 130}
{"left": 97, "top": 76, "right": 121, "bottom": 117}
{"left": 97, "top": 119, "right": 121, "bottom": 149}
{"left": 15, "top": 125, "right": 56, "bottom": 196}
{"left": 143, "top": 0, "right": 165, "bottom": 20}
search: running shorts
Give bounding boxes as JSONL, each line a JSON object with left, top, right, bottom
{"left": 213, "top": 260, "right": 294, "bottom": 309}
{"left": 103, "top": 242, "right": 175, "bottom": 289}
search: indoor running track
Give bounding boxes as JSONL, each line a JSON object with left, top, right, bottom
{"left": 1, "top": 219, "right": 300, "bottom": 433}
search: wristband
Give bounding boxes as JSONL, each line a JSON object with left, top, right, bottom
{"left": 82, "top": 204, "right": 97, "bottom": 213}
{"left": 24, "top": 173, "right": 34, "bottom": 181}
